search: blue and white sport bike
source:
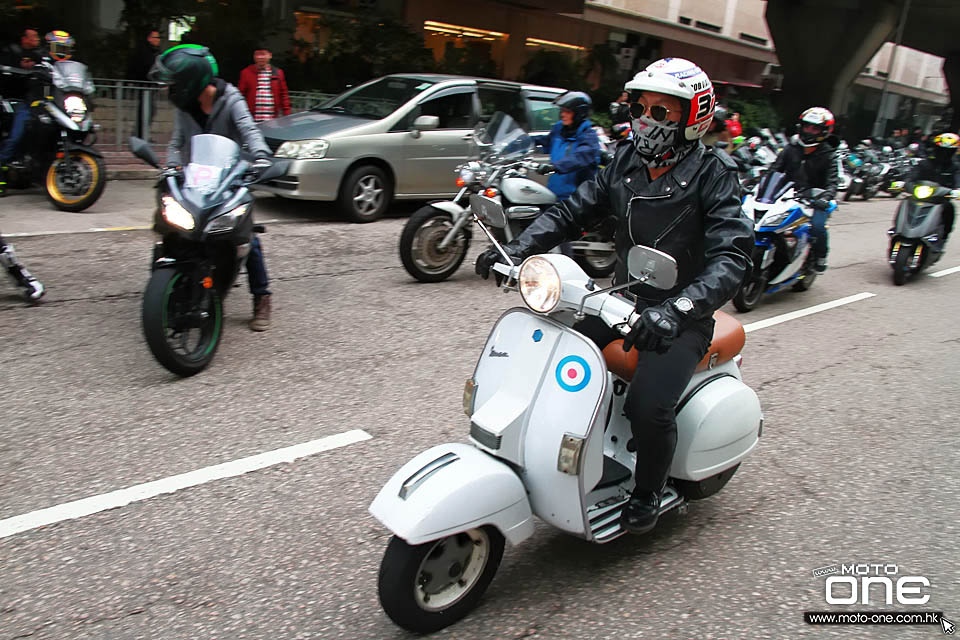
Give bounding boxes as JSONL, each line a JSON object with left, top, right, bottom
{"left": 734, "top": 171, "right": 837, "bottom": 312}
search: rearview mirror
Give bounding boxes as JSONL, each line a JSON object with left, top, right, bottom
{"left": 128, "top": 136, "right": 160, "bottom": 168}
{"left": 627, "top": 245, "right": 678, "bottom": 290}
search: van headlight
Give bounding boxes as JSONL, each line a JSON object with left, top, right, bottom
{"left": 204, "top": 204, "right": 249, "bottom": 234}
{"left": 275, "top": 139, "right": 329, "bottom": 159}
{"left": 161, "top": 196, "right": 195, "bottom": 231}
{"left": 518, "top": 256, "right": 561, "bottom": 314}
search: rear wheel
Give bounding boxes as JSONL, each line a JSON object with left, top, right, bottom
{"left": 378, "top": 527, "right": 504, "bottom": 633}
{"left": 674, "top": 464, "right": 740, "bottom": 500}
{"left": 399, "top": 206, "right": 470, "bottom": 282}
{"left": 733, "top": 276, "right": 764, "bottom": 312}
{"left": 45, "top": 151, "right": 106, "bottom": 212}
{"left": 142, "top": 269, "right": 222, "bottom": 376}
{"left": 893, "top": 246, "right": 910, "bottom": 286}
{"left": 338, "top": 165, "right": 391, "bottom": 223}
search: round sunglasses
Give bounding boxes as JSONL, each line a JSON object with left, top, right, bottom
{"left": 629, "top": 102, "right": 676, "bottom": 122}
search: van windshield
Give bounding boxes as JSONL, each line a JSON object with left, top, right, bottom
{"left": 312, "top": 77, "right": 436, "bottom": 120}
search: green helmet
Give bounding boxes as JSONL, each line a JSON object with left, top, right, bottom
{"left": 149, "top": 44, "right": 219, "bottom": 110}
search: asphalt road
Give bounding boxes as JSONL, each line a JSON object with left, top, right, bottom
{"left": 1, "top": 183, "right": 958, "bottom": 640}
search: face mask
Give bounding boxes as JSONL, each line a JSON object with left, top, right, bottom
{"left": 631, "top": 115, "right": 684, "bottom": 168}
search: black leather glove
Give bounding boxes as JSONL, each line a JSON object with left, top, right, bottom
{"left": 536, "top": 163, "right": 555, "bottom": 176}
{"left": 623, "top": 304, "right": 683, "bottom": 354}
{"left": 162, "top": 166, "right": 181, "bottom": 179}
{"left": 475, "top": 243, "right": 524, "bottom": 283}
{"left": 812, "top": 198, "right": 831, "bottom": 210}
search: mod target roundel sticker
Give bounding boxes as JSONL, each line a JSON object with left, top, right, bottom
{"left": 556, "top": 355, "right": 591, "bottom": 392}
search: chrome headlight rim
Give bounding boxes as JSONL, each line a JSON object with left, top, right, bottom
{"left": 161, "top": 195, "right": 196, "bottom": 231}
{"left": 274, "top": 139, "right": 329, "bottom": 160}
{"left": 518, "top": 256, "right": 561, "bottom": 314}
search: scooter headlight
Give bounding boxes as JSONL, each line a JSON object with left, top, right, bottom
{"left": 913, "top": 185, "right": 935, "bottom": 200}
{"left": 204, "top": 204, "right": 250, "bottom": 234}
{"left": 518, "top": 256, "right": 561, "bottom": 314}
{"left": 161, "top": 196, "right": 195, "bottom": 231}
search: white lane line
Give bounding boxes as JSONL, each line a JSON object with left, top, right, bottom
{"left": 743, "top": 292, "right": 876, "bottom": 333}
{"left": 0, "top": 429, "right": 372, "bottom": 540}
{"left": 929, "top": 265, "right": 960, "bottom": 278}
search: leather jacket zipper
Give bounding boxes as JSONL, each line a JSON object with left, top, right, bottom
{"left": 652, "top": 204, "right": 694, "bottom": 248}
{"left": 626, "top": 194, "right": 672, "bottom": 246}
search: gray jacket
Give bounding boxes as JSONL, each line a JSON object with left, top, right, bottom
{"left": 166, "top": 81, "right": 271, "bottom": 167}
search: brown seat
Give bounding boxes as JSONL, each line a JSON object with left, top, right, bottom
{"left": 602, "top": 310, "right": 745, "bottom": 382}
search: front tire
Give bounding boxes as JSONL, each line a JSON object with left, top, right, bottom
{"left": 338, "top": 165, "right": 391, "bottom": 223}
{"left": 45, "top": 151, "right": 106, "bottom": 212}
{"left": 893, "top": 246, "right": 910, "bottom": 286}
{"left": 399, "top": 206, "right": 470, "bottom": 282}
{"left": 378, "top": 527, "right": 505, "bottom": 633}
{"left": 733, "top": 276, "right": 764, "bottom": 312}
{"left": 142, "top": 269, "right": 223, "bottom": 376}
{"left": 792, "top": 254, "right": 818, "bottom": 291}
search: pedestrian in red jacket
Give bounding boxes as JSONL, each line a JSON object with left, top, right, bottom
{"left": 237, "top": 45, "right": 291, "bottom": 122}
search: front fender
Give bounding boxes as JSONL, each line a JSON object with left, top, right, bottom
{"left": 428, "top": 200, "right": 467, "bottom": 218}
{"left": 64, "top": 141, "right": 103, "bottom": 158}
{"left": 370, "top": 443, "right": 533, "bottom": 546}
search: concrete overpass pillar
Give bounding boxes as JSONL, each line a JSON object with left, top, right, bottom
{"left": 765, "top": 0, "right": 900, "bottom": 124}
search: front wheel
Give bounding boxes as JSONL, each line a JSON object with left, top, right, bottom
{"left": 399, "top": 206, "right": 470, "bottom": 282}
{"left": 142, "top": 269, "right": 223, "bottom": 376}
{"left": 893, "top": 246, "right": 910, "bottom": 286}
{"left": 45, "top": 151, "right": 107, "bottom": 212}
{"left": 792, "top": 255, "right": 818, "bottom": 291}
{"left": 338, "top": 165, "right": 391, "bottom": 223}
{"left": 733, "top": 276, "right": 764, "bottom": 312}
{"left": 378, "top": 526, "right": 505, "bottom": 633}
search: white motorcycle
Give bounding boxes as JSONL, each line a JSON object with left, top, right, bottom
{"left": 370, "top": 222, "right": 763, "bottom": 633}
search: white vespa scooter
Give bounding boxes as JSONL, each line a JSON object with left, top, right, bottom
{"left": 370, "top": 225, "right": 763, "bottom": 633}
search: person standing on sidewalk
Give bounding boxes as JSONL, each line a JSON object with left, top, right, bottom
{"left": 127, "top": 29, "right": 163, "bottom": 140}
{"left": 237, "top": 45, "right": 291, "bottom": 123}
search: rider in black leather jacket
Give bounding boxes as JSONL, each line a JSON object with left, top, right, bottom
{"left": 476, "top": 58, "right": 753, "bottom": 536}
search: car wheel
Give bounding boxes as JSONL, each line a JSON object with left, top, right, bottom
{"left": 339, "top": 165, "right": 391, "bottom": 223}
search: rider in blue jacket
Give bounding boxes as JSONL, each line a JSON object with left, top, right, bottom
{"left": 532, "top": 92, "right": 601, "bottom": 201}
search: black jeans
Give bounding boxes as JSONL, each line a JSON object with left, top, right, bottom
{"left": 247, "top": 235, "right": 270, "bottom": 297}
{"left": 576, "top": 314, "right": 712, "bottom": 495}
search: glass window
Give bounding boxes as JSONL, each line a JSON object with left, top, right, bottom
{"left": 527, "top": 97, "right": 560, "bottom": 132}
{"left": 403, "top": 90, "right": 476, "bottom": 130}
{"left": 313, "top": 77, "right": 436, "bottom": 120}
{"left": 477, "top": 87, "right": 527, "bottom": 129}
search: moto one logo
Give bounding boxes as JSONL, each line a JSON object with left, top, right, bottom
{"left": 824, "top": 564, "right": 930, "bottom": 606}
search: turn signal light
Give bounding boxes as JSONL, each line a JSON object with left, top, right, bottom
{"left": 455, "top": 177, "right": 466, "bottom": 187}
{"left": 202, "top": 277, "right": 214, "bottom": 289}
{"left": 483, "top": 187, "right": 498, "bottom": 198}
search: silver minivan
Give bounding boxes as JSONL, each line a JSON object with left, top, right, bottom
{"left": 257, "top": 74, "right": 564, "bottom": 222}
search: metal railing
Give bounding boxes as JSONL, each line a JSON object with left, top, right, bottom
{"left": 88, "top": 79, "right": 335, "bottom": 151}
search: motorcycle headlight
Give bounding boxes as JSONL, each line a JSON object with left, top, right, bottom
{"left": 761, "top": 211, "right": 791, "bottom": 227}
{"left": 518, "top": 256, "right": 561, "bottom": 314}
{"left": 275, "top": 139, "right": 329, "bottom": 159}
{"left": 204, "top": 204, "right": 249, "bottom": 234}
{"left": 913, "top": 185, "right": 935, "bottom": 200}
{"left": 64, "top": 95, "right": 87, "bottom": 122}
{"left": 161, "top": 196, "right": 195, "bottom": 231}
{"left": 457, "top": 167, "right": 475, "bottom": 186}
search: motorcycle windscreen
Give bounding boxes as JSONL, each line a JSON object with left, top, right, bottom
{"left": 754, "top": 171, "right": 795, "bottom": 204}
{"left": 182, "top": 134, "right": 241, "bottom": 208}
{"left": 52, "top": 61, "right": 95, "bottom": 95}
{"left": 472, "top": 112, "right": 534, "bottom": 161}
{"left": 471, "top": 308, "right": 608, "bottom": 534}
